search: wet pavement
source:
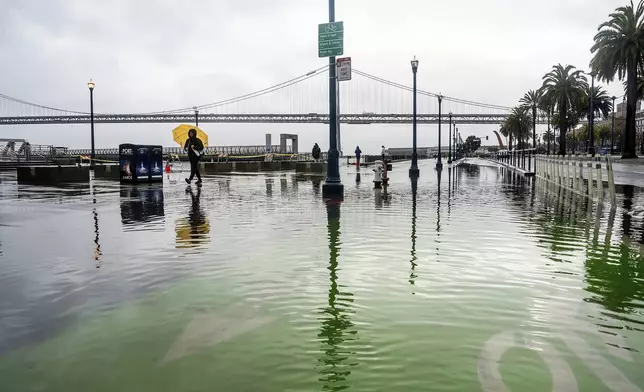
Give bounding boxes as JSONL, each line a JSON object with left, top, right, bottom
{"left": 0, "top": 161, "right": 644, "bottom": 391}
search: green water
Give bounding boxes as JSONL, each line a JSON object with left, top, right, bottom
{"left": 0, "top": 160, "right": 643, "bottom": 391}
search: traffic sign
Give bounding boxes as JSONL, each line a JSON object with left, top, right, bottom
{"left": 337, "top": 57, "right": 351, "bottom": 81}
{"left": 318, "top": 22, "right": 344, "bottom": 58}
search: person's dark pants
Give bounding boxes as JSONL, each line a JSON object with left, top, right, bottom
{"left": 381, "top": 154, "right": 385, "bottom": 162}
{"left": 356, "top": 155, "right": 360, "bottom": 166}
{"left": 188, "top": 157, "right": 202, "bottom": 182}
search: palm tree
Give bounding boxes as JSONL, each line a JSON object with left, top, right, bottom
{"left": 568, "top": 86, "right": 613, "bottom": 152}
{"left": 541, "top": 64, "right": 588, "bottom": 155}
{"left": 582, "top": 86, "right": 614, "bottom": 120}
{"left": 499, "top": 122, "right": 512, "bottom": 151}
{"left": 539, "top": 94, "right": 555, "bottom": 155}
{"left": 506, "top": 106, "right": 532, "bottom": 149}
{"left": 590, "top": 0, "right": 644, "bottom": 159}
{"left": 520, "top": 89, "right": 544, "bottom": 150}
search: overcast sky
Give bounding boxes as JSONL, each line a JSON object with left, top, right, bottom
{"left": 0, "top": 0, "right": 631, "bottom": 153}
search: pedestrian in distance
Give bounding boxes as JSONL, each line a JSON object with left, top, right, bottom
{"left": 381, "top": 145, "right": 386, "bottom": 162}
{"left": 355, "top": 145, "right": 362, "bottom": 167}
{"left": 312, "top": 143, "right": 321, "bottom": 162}
{"left": 184, "top": 128, "right": 205, "bottom": 186}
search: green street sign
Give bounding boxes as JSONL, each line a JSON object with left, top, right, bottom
{"left": 318, "top": 22, "right": 344, "bottom": 58}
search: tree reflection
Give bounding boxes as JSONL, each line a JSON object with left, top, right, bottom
{"left": 409, "top": 177, "right": 418, "bottom": 292}
{"left": 507, "top": 177, "right": 644, "bottom": 318}
{"left": 318, "top": 201, "right": 358, "bottom": 391}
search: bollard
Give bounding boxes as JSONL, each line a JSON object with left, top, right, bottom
{"left": 605, "top": 156, "right": 617, "bottom": 205}
{"left": 596, "top": 159, "right": 604, "bottom": 202}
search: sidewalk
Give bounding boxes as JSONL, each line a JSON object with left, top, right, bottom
{"left": 609, "top": 157, "right": 644, "bottom": 187}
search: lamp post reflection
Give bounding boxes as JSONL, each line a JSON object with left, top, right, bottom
{"left": 318, "top": 201, "right": 357, "bottom": 391}
{"left": 409, "top": 177, "right": 418, "bottom": 292}
{"left": 91, "top": 182, "right": 101, "bottom": 268}
{"left": 436, "top": 170, "right": 442, "bottom": 240}
{"left": 447, "top": 167, "right": 452, "bottom": 216}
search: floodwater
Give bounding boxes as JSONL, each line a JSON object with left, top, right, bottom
{"left": 0, "top": 159, "right": 643, "bottom": 392}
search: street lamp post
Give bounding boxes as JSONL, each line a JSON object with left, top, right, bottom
{"left": 194, "top": 106, "right": 199, "bottom": 127}
{"left": 322, "top": 0, "right": 344, "bottom": 197}
{"left": 409, "top": 56, "right": 420, "bottom": 178}
{"left": 448, "top": 114, "right": 453, "bottom": 164}
{"left": 436, "top": 94, "right": 443, "bottom": 171}
{"left": 611, "top": 96, "right": 616, "bottom": 155}
{"left": 87, "top": 79, "right": 96, "bottom": 169}
{"left": 455, "top": 128, "right": 459, "bottom": 160}
{"left": 588, "top": 72, "right": 596, "bottom": 156}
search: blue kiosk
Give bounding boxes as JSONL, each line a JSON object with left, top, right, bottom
{"left": 119, "top": 144, "right": 163, "bottom": 183}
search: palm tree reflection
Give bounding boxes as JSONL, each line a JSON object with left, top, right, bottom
{"left": 318, "top": 201, "right": 358, "bottom": 391}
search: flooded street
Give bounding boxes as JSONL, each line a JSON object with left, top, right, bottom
{"left": 1, "top": 159, "right": 643, "bottom": 391}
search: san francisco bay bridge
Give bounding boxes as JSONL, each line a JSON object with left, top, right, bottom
{"left": 0, "top": 67, "right": 532, "bottom": 126}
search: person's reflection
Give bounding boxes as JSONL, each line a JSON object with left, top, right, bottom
{"left": 175, "top": 186, "right": 210, "bottom": 249}
{"left": 409, "top": 177, "right": 418, "bottom": 292}
{"left": 318, "top": 201, "right": 357, "bottom": 391}
{"left": 266, "top": 178, "right": 274, "bottom": 197}
{"left": 312, "top": 179, "right": 321, "bottom": 195}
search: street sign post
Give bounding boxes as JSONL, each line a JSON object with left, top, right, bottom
{"left": 337, "top": 57, "right": 351, "bottom": 81}
{"left": 318, "top": 22, "right": 344, "bottom": 58}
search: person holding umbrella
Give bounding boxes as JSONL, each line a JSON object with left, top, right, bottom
{"left": 184, "top": 128, "right": 204, "bottom": 186}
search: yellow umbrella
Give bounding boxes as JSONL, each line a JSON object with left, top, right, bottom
{"left": 172, "top": 124, "right": 209, "bottom": 148}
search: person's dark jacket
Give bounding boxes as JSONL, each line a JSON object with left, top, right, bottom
{"left": 184, "top": 136, "right": 204, "bottom": 161}
{"left": 312, "top": 145, "right": 321, "bottom": 159}
{"left": 355, "top": 147, "right": 362, "bottom": 157}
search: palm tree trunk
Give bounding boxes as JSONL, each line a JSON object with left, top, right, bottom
{"left": 547, "top": 111, "right": 551, "bottom": 155}
{"left": 624, "top": 60, "right": 638, "bottom": 159}
{"left": 559, "top": 102, "right": 567, "bottom": 155}
{"left": 532, "top": 105, "right": 536, "bottom": 150}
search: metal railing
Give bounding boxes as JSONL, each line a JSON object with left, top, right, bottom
{"left": 535, "top": 155, "right": 617, "bottom": 205}
{"left": 494, "top": 148, "right": 537, "bottom": 174}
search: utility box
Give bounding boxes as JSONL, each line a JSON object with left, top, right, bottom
{"left": 119, "top": 144, "right": 163, "bottom": 183}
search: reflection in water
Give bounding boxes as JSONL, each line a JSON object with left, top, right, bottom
{"left": 409, "top": 177, "right": 418, "bottom": 292}
{"left": 448, "top": 167, "right": 452, "bottom": 216}
{"left": 318, "top": 201, "right": 357, "bottom": 391}
{"left": 436, "top": 170, "right": 442, "bottom": 234}
{"left": 266, "top": 178, "right": 273, "bottom": 197}
{"left": 120, "top": 185, "right": 165, "bottom": 230}
{"left": 93, "top": 208, "right": 102, "bottom": 268}
{"left": 513, "top": 175, "right": 644, "bottom": 348}
{"left": 622, "top": 185, "right": 635, "bottom": 238}
{"left": 312, "top": 179, "right": 321, "bottom": 195}
{"left": 91, "top": 181, "right": 101, "bottom": 268}
{"left": 176, "top": 186, "right": 210, "bottom": 249}
{"left": 218, "top": 179, "right": 231, "bottom": 193}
